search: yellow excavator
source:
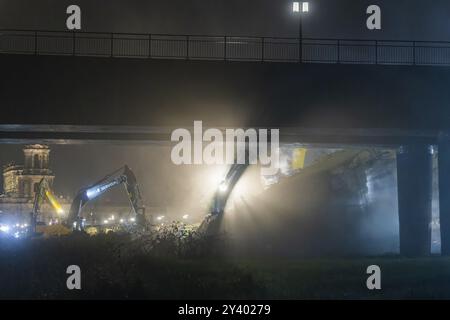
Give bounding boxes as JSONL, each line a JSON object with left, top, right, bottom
{"left": 30, "top": 178, "right": 66, "bottom": 236}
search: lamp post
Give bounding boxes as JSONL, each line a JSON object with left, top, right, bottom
{"left": 293, "top": 2, "right": 309, "bottom": 62}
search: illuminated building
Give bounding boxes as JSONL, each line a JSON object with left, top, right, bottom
{"left": 0, "top": 144, "right": 64, "bottom": 223}
{"left": 3, "top": 144, "right": 54, "bottom": 198}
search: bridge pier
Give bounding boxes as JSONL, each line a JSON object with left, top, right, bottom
{"left": 397, "top": 144, "right": 433, "bottom": 257}
{"left": 438, "top": 140, "right": 450, "bottom": 255}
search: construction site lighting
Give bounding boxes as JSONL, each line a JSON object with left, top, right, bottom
{"left": 293, "top": 2, "right": 309, "bottom": 13}
{"left": 219, "top": 181, "right": 228, "bottom": 193}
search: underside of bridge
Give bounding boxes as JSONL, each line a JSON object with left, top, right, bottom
{"left": 2, "top": 53, "right": 450, "bottom": 257}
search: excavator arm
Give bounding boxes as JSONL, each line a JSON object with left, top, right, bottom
{"left": 198, "top": 162, "right": 249, "bottom": 236}
{"left": 210, "top": 162, "right": 249, "bottom": 215}
{"left": 67, "top": 165, "right": 145, "bottom": 230}
{"left": 202, "top": 146, "right": 306, "bottom": 234}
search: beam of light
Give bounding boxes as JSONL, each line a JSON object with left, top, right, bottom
{"left": 45, "top": 190, "right": 64, "bottom": 214}
{"left": 208, "top": 166, "right": 228, "bottom": 186}
{"left": 0, "top": 225, "right": 10, "bottom": 233}
{"left": 221, "top": 166, "right": 265, "bottom": 217}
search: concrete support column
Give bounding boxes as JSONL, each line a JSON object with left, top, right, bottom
{"left": 397, "top": 144, "right": 433, "bottom": 257}
{"left": 438, "top": 140, "right": 450, "bottom": 255}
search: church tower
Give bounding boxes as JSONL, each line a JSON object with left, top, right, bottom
{"left": 3, "top": 144, "right": 55, "bottom": 198}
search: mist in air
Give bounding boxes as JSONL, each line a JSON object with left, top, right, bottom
{"left": 0, "top": 143, "right": 410, "bottom": 257}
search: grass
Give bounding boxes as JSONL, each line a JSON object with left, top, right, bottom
{"left": 0, "top": 234, "right": 450, "bottom": 299}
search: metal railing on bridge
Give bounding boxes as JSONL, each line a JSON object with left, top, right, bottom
{"left": 1, "top": 29, "right": 450, "bottom": 66}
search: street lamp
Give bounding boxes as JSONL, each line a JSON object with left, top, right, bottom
{"left": 293, "top": 2, "right": 309, "bottom": 62}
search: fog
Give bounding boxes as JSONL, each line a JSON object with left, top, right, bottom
{"left": 221, "top": 150, "right": 401, "bottom": 257}
{"left": 0, "top": 143, "right": 418, "bottom": 257}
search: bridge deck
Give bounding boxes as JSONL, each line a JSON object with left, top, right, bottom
{"left": 2, "top": 30, "right": 450, "bottom": 66}
{"left": 1, "top": 33, "right": 450, "bottom": 145}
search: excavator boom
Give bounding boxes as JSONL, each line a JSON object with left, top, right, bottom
{"left": 68, "top": 165, "right": 145, "bottom": 230}
{"left": 30, "top": 178, "right": 64, "bottom": 233}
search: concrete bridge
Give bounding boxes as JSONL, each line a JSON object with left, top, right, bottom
{"left": 2, "top": 30, "right": 450, "bottom": 256}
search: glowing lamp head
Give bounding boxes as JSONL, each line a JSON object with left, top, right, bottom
{"left": 302, "top": 2, "right": 309, "bottom": 12}
{"left": 86, "top": 188, "right": 100, "bottom": 200}
{"left": 218, "top": 181, "right": 228, "bottom": 193}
